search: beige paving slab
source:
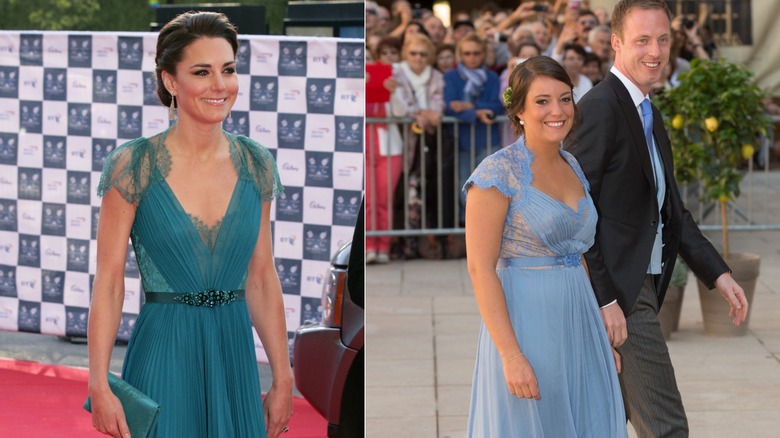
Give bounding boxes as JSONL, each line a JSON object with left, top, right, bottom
{"left": 402, "top": 285, "right": 470, "bottom": 297}
{"left": 366, "top": 385, "right": 436, "bottom": 418}
{"left": 436, "top": 384, "right": 472, "bottom": 417}
{"left": 686, "top": 410, "right": 780, "bottom": 438}
{"left": 670, "top": 351, "right": 779, "bottom": 382}
{"left": 367, "top": 334, "right": 434, "bottom": 360}
{"left": 754, "top": 330, "right": 780, "bottom": 353}
{"left": 366, "top": 416, "right": 438, "bottom": 438}
{"left": 369, "top": 314, "right": 433, "bottom": 336}
{"left": 434, "top": 314, "right": 482, "bottom": 336}
{"left": 680, "top": 380, "right": 780, "bottom": 411}
{"left": 433, "top": 296, "right": 479, "bottom": 315}
{"left": 434, "top": 333, "right": 479, "bottom": 360}
{"left": 435, "top": 358, "right": 475, "bottom": 386}
{"left": 367, "top": 296, "right": 433, "bottom": 315}
{"left": 438, "top": 415, "right": 468, "bottom": 438}
{"left": 366, "top": 358, "right": 435, "bottom": 388}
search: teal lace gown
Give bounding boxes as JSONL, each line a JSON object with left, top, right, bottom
{"left": 98, "top": 128, "right": 283, "bottom": 437}
{"left": 464, "top": 138, "right": 626, "bottom": 437}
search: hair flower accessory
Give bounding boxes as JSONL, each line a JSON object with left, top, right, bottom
{"left": 502, "top": 87, "right": 513, "bottom": 107}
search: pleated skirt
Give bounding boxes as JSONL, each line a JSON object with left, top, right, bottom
{"left": 467, "top": 265, "right": 627, "bottom": 437}
{"left": 121, "top": 300, "right": 266, "bottom": 437}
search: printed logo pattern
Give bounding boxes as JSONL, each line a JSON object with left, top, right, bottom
{"left": 0, "top": 33, "right": 363, "bottom": 362}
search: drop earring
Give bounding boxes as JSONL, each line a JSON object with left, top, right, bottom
{"left": 169, "top": 94, "right": 176, "bottom": 121}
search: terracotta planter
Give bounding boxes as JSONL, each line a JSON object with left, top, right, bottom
{"left": 658, "top": 285, "right": 685, "bottom": 340}
{"left": 697, "top": 252, "right": 760, "bottom": 336}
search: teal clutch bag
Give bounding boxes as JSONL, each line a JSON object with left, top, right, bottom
{"left": 84, "top": 373, "right": 161, "bottom": 438}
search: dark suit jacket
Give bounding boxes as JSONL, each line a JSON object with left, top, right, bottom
{"left": 565, "top": 73, "right": 729, "bottom": 315}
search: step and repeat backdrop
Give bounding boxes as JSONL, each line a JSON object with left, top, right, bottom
{"left": 0, "top": 31, "right": 365, "bottom": 362}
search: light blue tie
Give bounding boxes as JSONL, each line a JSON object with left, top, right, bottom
{"left": 640, "top": 98, "right": 657, "bottom": 187}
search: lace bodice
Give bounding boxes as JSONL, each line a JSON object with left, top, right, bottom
{"left": 464, "top": 137, "right": 596, "bottom": 261}
{"left": 98, "top": 128, "right": 282, "bottom": 205}
{"left": 97, "top": 128, "right": 283, "bottom": 252}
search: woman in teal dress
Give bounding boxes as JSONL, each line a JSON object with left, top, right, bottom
{"left": 87, "top": 12, "right": 292, "bottom": 437}
{"left": 464, "top": 57, "right": 626, "bottom": 436}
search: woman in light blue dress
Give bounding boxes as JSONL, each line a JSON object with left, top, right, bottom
{"left": 464, "top": 56, "right": 626, "bottom": 437}
{"left": 87, "top": 12, "right": 292, "bottom": 437}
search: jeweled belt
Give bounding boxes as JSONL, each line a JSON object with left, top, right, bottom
{"left": 144, "top": 289, "right": 245, "bottom": 307}
{"left": 497, "top": 254, "right": 582, "bottom": 269}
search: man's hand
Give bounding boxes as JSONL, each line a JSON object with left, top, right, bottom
{"left": 600, "top": 303, "right": 627, "bottom": 348}
{"left": 476, "top": 109, "right": 495, "bottom": 125}
{"left": 714, "top": 272, "right": 749, "bottom": 326}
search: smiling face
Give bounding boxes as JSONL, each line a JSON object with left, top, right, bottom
{"left": 163, "top": 37, "right": 238, "bottom": 125}
{"left": 612, "top": 7, "right": 671, "bottom": 95}
{"left": 404, "top": 41, "right": 432, "bottom": 74}
{"left": 519, "top": 75, "right": 575, "bottom": 146}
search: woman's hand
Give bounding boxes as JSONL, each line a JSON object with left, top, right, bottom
{"left": 502, "top": 354, "right": 541, "bottom": 400}
{"left": 450, "top": 100, "right": 474, "bottom": 113}
{"left": 264, "top": 381, "right": 294, "bottom": 438}
{"left": 90, "top": 389, "right": 131, "bottom": 438}
{"left": 383, "top": 78, "right": 398, "bottom": 93}
{"left": 417, "top": 109, "right": 442, "bottom": 132}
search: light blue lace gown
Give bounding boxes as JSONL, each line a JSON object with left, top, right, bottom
{"left": 97, "top": 128, "right": 283, "bottom": 437}
{"left": 464, "top": 138, "right": 626, "bottom": 437}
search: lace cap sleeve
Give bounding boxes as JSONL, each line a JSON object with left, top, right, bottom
{"left": 232, "top": 134, "right": 284, "bottom": 201}
{"left": 97, "top": 137, "right": 152, "bottom": 204}
{"left": 463, "top": 147, "right": 520, "bottom": 199}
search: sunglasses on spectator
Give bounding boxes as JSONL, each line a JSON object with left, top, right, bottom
{"left": 579, "top": 19, "right": 597, "bottom": 26}
{"left": 461, "top": 51, "right": 483, "bottom": 57}
{"left": 408, "top": 51, "right": 429, "bottom": 58}
{"left": 381, "top": 50, "right": 399, "bottom": 56}
{"left": 366, "top": 9, "right": 377, "bottom": 15}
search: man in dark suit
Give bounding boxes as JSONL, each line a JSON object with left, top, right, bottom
{"left": 564, "top": 0, "right": 749, "bottom": 436}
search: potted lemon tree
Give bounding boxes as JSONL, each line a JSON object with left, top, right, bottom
{"left": 656, "top": 58, "right": 771, "bottom": 336}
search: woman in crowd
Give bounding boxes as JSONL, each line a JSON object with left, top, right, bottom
{"left": 561, "top": 43, "right": 593, "bottom": 102}
{"left": 87, "top": 12, "right": 291, "bottom": 437}
{"left": 500, "top": 41, "right": 541, "bottom": 145}
{"left": 464, "top": 56, "right": 626, "bottom": 437}
{"left": 435, "top": 44, "right": 456, "bottom": 73}
{"left": 444, "top": 32, "right": 504, "bottom": 226}
{"left": 582, "top": 51, "right": 603, "bottom": 86}
{"left": 376, "top": 36, "right": 402, "bottom": 65}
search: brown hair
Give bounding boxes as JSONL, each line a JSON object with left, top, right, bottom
{"left": 505, "top": 56, "right": 578, "bottom": 138}
{"left": 611, "top": 0, "right": 672, "bottom": 40}
{"left": 155, "top": 12, "right": 238, "bottom": 107}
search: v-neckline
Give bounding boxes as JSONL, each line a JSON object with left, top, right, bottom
{"left": 154, "top": 131, "right": 242, "bottom": 254}
{"left": 528, "top": 185, "right": 587, "bottom": 213}
{"left": 160, "top": 176, "right": 241, "bottom": 254}
{"left": 524, "top": 144, "right": 587, "bottom": 213}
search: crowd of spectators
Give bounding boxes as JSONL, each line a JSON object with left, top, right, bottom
{"left": 365, "top": 0, "right": 720, "bottom": 263}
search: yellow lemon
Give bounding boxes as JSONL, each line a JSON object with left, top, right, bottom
{"left": 705, "top": 117, "right": 719, "bottom": 132}
{"left": 672, "top": 114, "right": 684, "bottom": 130}
{"left": 741, "top": 144, "right": 755, "bottom": 160}
{"left": 719, "top": 194, "right": 730, "bottom": 203}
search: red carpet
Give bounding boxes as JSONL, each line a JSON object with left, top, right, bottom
{"left": 0, "top": 358, "right": 327, "bottom": 437}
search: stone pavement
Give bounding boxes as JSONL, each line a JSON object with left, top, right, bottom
{"left": 366, "top": 227, "right": 780, "bottom": 437}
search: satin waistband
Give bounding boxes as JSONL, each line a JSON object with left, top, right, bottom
{"left": 497, "top": 254, "right": 582, "bottom": 269}
{"left": 145, "top": 289, "right": 245, "bottom": 307}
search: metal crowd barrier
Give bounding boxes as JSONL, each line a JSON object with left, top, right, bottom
{"left": 365, "top": 115, "right": 510, "bottom": 237}
{"left": 366, "top": 114, "right": 780, "bottom": 238}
